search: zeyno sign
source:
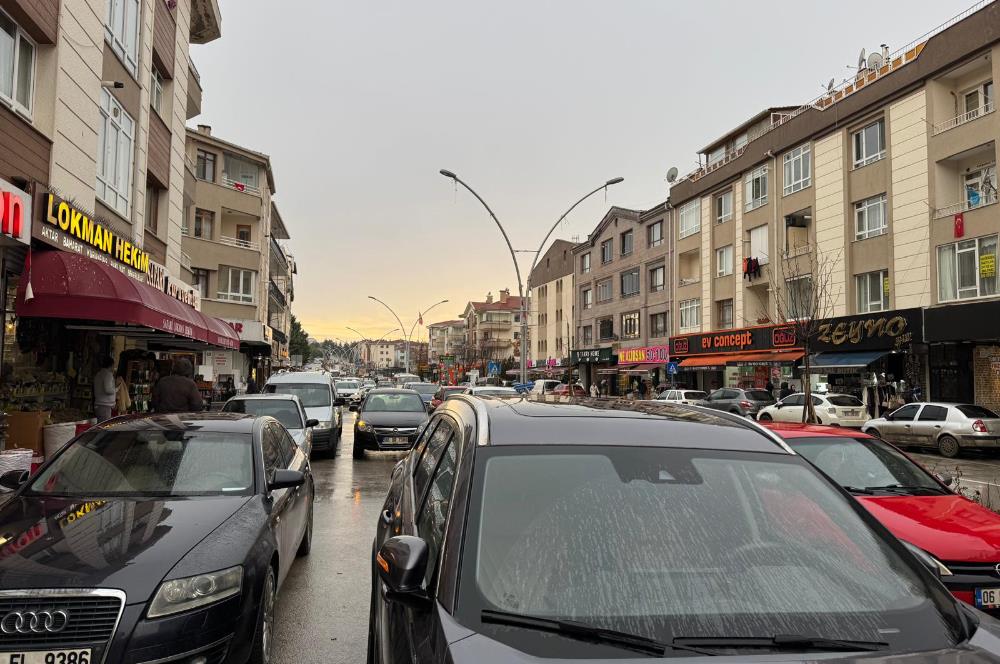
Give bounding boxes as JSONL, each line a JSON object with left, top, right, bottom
{"left": 40, "top": 193, "right": 150, "bottom": 276}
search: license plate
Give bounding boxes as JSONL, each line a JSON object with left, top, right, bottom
{"left": 0, "top": 650, "right": 91, "bottom": 664}
{"left": 845, "top": 410, "right": 858, "bottom": 416}
{"left": 977, "top": 588, "right": 1000, "bottom": 608}
{"left": 385, "top": 437, "right": 408, "bottom": 444}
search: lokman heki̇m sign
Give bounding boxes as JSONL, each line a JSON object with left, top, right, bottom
{"left": 43, "top": 193, "right": 150, "bottom": 275}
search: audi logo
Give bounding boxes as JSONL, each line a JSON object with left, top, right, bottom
{"left": 0, "top": 610, "right": 70, "bottom": 634}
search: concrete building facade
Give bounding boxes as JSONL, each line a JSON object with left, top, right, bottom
{"left": 528, "top": 239, "right": 576, "bottom": 368}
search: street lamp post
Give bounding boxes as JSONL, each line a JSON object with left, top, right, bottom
{"left": 367, "top": 297, "right": 449, "bottom": 374}
{"left": 439, "top": 170, "right": 624, "bottom": 384}
{"left": 347, "top": 326, "right": 400, "bottom": 375}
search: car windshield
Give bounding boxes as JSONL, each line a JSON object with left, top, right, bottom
{"left": 28, "top": 429, "right": 254, "bottom": 497}
{"left": 474, "top": 388, "right": 518, "bottom": 397}
{"left": 336, "top": 381, "right": 360, "bottom": 391}
{"left": 791, "top": 436, "right": 943, "bottom": 494}
{"left": 957, "top": 404, "right": 999, "bottom": 418}
{"left": 460, "top": 446, "right": 960, "bottom": 655}
{"left": 828, "top": 395, "right": 864, "bottom": 407}
{"left": 264, "top": 383, "right": 331, "bottom": 407}
{"left": 746, "top": 390, "right": 774, "bottom": 401}
{"left": 683, "top": 391, "right": 707, "bottom": 399}
{"left": 406, "top": 384, "right": 439, "bottom": 395}
{"left": 363, "top": 393, "right": 426, "bottom": 412}
{"left": 222, "top": 399, "right": 303, "bottom": 429}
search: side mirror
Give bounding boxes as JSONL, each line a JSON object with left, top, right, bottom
{"left": 774, "top": 403, "right": 783, "bottom": 409}
{"left": 0, "top": 469, "right": 28, "bottom": 491}
{"left": 885, "top": 413, "right": 894, "bottom": 421}
{"left": 376, "top": 536, "right": 430, "bottom": 607}
{"left": 268, "top": 469, "right": 305, "bottom": 492}
{"left": 936, "top": 473, "right": 955, "bottom": 487}
{"left": 305, "top": 418, "right": 320, "bottom": 428}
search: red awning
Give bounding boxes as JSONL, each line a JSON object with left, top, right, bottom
{"left": 678, "top": 350, "right": 804, "bottom": 368}
{"left": 17, "top": 251, "right": 239, "bottom": 350}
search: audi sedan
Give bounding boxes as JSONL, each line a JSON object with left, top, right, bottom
{"left": 354, "top": 389, "right": 429, "bottom": 458}
{"left": 368, "top": 396, "right": 1000, "bottom": 662}
{"left": 0, "top": 413, "right": 313, "bottom": 664}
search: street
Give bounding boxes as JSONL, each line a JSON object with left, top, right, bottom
{"left": 272, "top": 411, "right": 404, "bottom": 664}
{"left": 911, "top": 451, "right": 1000, "bottom": 511}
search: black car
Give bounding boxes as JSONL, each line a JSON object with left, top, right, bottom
{"left": 0, "top": 413, "right": 313, "bottom": 664}
{"left": 368, "top": 395, "right": 1000, "bottom": 662}
{"left": 354, "top": 389, "right": 430, "bottom": 459}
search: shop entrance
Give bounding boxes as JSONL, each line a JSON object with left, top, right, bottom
{"left": 930, "top": 343, "right": 974, "bottom": 403}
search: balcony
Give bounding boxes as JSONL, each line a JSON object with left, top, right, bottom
{"left": 934, "top": 191, "right": 998, "bottom": 218}
{"left": 932, "top": 141, "right": 997, "bottom": 219}
{"left": 270, "top": 236, "right": 289, "bottom": 274}
{"left": 180, "top": 251, "right": 192, "bottom": 270}
{"left": 933, "top": 101, "right": 995, "bottom": 135}
{"left": 219, "top": 234, "right": 260, "bottom": 251}
{"left": 269, "top": 279, "right": 287, "bottom": 308}
{"left": 222, "top": 176, "right": 261, "bottom": 197}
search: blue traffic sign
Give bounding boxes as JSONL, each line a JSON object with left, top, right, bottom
{"left": 487, "top": 361, "right": 501, "bottom": 376}
{"left": 666, "top": 361, "right": 678, "bottom": 375}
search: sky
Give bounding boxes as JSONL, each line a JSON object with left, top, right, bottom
{"left": 192, "top": 0, "right": 974, "bottom": 342}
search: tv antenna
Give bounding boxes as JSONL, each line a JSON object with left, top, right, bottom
{"left": 867, "top": 52, "right": 884, "bottom": 70}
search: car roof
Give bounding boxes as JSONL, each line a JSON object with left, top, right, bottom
{"left": 96, "top": 412, "right": 259, "bottom": 434}
{"left": 448, "top": 396, "right": 793, "bottom": 453}
{"left": 367, "top": 388, "right": 421, "bottom": 394}
{"left": 763, "top": 422, "right": 876, "bottom": 439}
{"left": 266, "top": 372, "right": 330, "bottom": 384}
{"left": 227, "top": 393, "right": 303, "bottom": 403}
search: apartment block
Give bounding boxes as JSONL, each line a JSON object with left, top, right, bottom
{"left": 463, "top": 290, "right": 524, "bottom": 364}
{"left": 528, "top": 239, "right": 575, "bottom": 368}
{"left": 427, "top": 320, "right": 466, "bottom": 363}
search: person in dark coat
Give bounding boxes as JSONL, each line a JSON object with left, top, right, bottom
{"left": 779, "top": 381, "right": 793, "bottom": 399}
{"left": 151, "top": 359, "right": 204, "bottom": 413}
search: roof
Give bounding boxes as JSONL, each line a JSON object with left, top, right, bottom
{"left": 698, "top": 106, "right": 800, "bottom": 154}
{"left": 368, "top": 388, "right": 420, "bottom": 394}
{"left": 467, "top": 296, "right": 524, "bottom": 313}
{"left": 97, "top": 412, "right": 256, "bottom": 434}
{"left": 270, "top": 202, "right": 289, "bottom": 240}
{"left": 266, "top": 371, "right": 330, "bottom": 384}
{"left": 763, "top": 422, "right": 876, "bottom": 439}
{"left": 573, "top": 207, "right": 642, "bottom": 251}
{"left": 427, "top": 319, "right": 465, "bottom": 328}
{"left": 226, "top": 393, "right": 303, "bottom": 403}
{"left": 529, "top": 239, "right": 577, "bottom": 287}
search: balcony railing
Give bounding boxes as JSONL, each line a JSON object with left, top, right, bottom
{"left": 269, "top": 278, "right": 287, "bottom": 307}
{"left": 270, "top": 236, "right": 288, "bottom": 269}
{"left": 934, "top": 190, "right": 998, "bottom": 218}
{"left": 222, "top": 176, "right": 261, "bottom": 196}
{"left": 219, "top": 235, "right": 260, "bottom": 250}
{"left": 180, "top": 251, "right": 192, "bottom": 269}
{"left": 933, "top": 101, "right": 995, "bottom": 135}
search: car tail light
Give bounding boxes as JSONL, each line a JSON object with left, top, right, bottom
{"left": 739, "top": 400, "right": 753, "bottom": 409}
{"left": 973, "top": 419, "right": 988, "bottom": 433}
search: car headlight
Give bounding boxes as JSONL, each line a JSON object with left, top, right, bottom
{"left": 902, "top": 541, "right": 953, "bottom": 576}
{"left": 317, "top": 420, "right": 332, "bottom": 430}
{"left": 357, "top": 419, "right": 372, "bottom": 432}
{"left": 148, "top": 565, "right": 243, "bottom": 618}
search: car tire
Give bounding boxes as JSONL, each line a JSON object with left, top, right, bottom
{"left": 866, "top": 428, "right": 881, "bottom": 439}
{"left": 758, "top": 413, "right": 772, "bottom": 422}
{"left": 297, "top": 487, "right": 313, "bottom": 557}
{"left": 938, "top": 435, "right": 961, "bottom": 459}
{"left": 353, "top": 442, "right": 365, "bottom": 459}
{"left": 248, "top": 566, "right": 276, "bottom": 664}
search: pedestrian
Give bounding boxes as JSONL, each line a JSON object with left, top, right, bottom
{"left": 590, "top": 383, "right": 599, "bottom": 398}
{"left": 638, "top": 379, "right": 649, "bottom": 400}
{"left": 151, "top": 358, "right": 204, "bottom": 413}
{"left": 93, "top": 355, "right": 116, "bottom": 422}
{"left": 247, "top": 374, "right": 258, "bottom": 395}
{"left": 600, "top": 379, "right": 608, "bottom": 397}
{"left": 779, "top": 381, "right": 793, "bottom": 399}
{"left": 115, "top": 370, "right": 132, "bottom": 415}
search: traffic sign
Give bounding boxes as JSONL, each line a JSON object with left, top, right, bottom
{"left": 666, "top": 361, "right": 678, "bottom": 375}
{"left": 487, "top": 361, "right": 500, "bottom": 376}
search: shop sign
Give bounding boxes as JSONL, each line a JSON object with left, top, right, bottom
{"left": 143, "top": 260, "right": 201, "bottom": 310}
{"left": 0, "top": 178, "right": 31, "bottom": 245}
{"left": 39, "top": 193, "right": 150, "bottom": 278}
{"left": 617, "top": 345, "right": 670, "bottom": 364}
{"left": 0, "top": 521, "right": 46, "bottom": 561}
{"left": 813, "top": 308, "right": 923, "bottom": 352}
{"left": 225, "top": 319, "right": 270, "bottom": 344}
{"left": 981, "top": 254, "right": 996, "bottom": 279}
{"left": 671, "top": 323, "right": 799, "bottom": 356}
{"left": 571, "top": 347, "right": 615, "bottom": 364}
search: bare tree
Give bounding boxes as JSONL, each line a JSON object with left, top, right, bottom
{"left": 752, "top": 248, "right": 842, "bottom": 424}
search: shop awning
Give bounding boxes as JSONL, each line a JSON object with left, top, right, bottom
{"left": 803, "top": 350, "right": 890, "bottom": 371}
{"left": 16, "top": 251, "right": 240, "bottom": 350}
{"left": 678, "top": 350, "right": 804, "bottom": 369}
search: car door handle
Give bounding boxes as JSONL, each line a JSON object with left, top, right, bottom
{"left": 934, "top": 425, "right": 942, "bottom": 429}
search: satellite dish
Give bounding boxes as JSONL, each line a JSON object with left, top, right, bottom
{"left": 857, "top": 48, "right": 867, "bottom": 69}
{"left": 666, "top": 167, "right": 679, "bottom": 183}
{"left": 826, "top": 78, "right": 835, "bottom": 92}
{"left": 867, "top": 52, "right": 884, "bottom": 70}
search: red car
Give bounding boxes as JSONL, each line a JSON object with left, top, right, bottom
{"left": 430, "top": 385, "right": 466, "bottom": 410}
{"left": 552, "top": 383, "right": 587, "bottom": 397}
{"left": 765, "top": 422, "right": 1000, "bottom": 614}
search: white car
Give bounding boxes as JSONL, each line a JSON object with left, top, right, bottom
{"left": 221, "top": 393, "right": 317, "bottom": 456}
{"left": 530, "top": 379, "right": 562, "bottom": 395}
{"left": 464, "top": 386, "right": 520, "bottom": 398}
{"left": 264, "top": 371, "right": 344, "bottom": 454}
{"left": 756, "top": 392, "right": 868, "bottom": 427}
{"left": 655, "top": 389, "right": 708, "bottom": 405}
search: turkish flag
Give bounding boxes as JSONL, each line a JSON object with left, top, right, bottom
{"left": 955, "top": 213, "right": 965, "bottom": 238}
{"left": 234, "top": 182, "right": 246, "bottom": 192}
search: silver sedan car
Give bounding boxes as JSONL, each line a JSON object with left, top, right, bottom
{"left": 862, "top": 402, "right": 1000, "bottom": 458}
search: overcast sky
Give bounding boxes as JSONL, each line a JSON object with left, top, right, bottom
{"left": 193, "top": 0, "right": 973, "bottom": 342}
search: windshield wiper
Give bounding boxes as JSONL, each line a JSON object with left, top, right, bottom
{"left": 481, "top": 609, "right": 717, "bottom": 657}
{"left": 672, "top": 634, "right": 887, "bottom": 653}
{"left": 864, "top": 484, "right": 948, "bottom": 495}
{"left": 842, "top": 485, "right": 875, "bottom": 495}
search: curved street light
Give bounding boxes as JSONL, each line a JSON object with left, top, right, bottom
{"left": 439, "top": 170, "right": 624, "bottom": 383}
{"left": 368, "top": 296, "right": 450, "bottom": 374}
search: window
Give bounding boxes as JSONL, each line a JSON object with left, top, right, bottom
{"left": 96, "top": 89, "right": 135, "bottom": 218}
{"left": 105, "top": 0, "right": 140, "bottom": 75}
{"left": 150, "top": 67, "right": 164, "bottom": 114}
{"left": 786, "top": 276, "right": 813, "bottom": 320}
{"left": 196, "top": 150, "right": 216, "bottom": 182}
{"left": 556, "top": 279, "right": 563, "bottom": 294}
{"left": 598, "top": 318, "right": 614, "bottom": 340}
{"left": 580, "top": 253, "right": 591, "bottom": 274}
{"left": 556, "top": 338, "right": 564, "bottom": 355}
{"left": 650, "top": 312, "right": 668, "bottom": 338}
{"left": 679, "top": 200, "right": 700, "bottom": 238}
{"left": 938, "top": 234, "right": 998, "bottom": 301}
{"left": 744, "top": 164, "right": 768, "bottom": 211}
{"left": 856, "top": 270, "right": 889, "bottom": 313}
{"left": 193, "top": 209, "right": 214, "bottom": 239}
{"left": 855, "top": 194, "right": 887, "bottom": 240}
{"left": 783, "top": 143, "right": 811, "bottom": 194}
{"left": 414, "top": 420, "right": 455, "bottom": 506}
{"left": 964, "top": 163, "right": 997, "bottom": 210}
{"left": 620, "top": 268, "right": 640, "bottom": 298}
{"left": 597, "top": 279, "right": 612, "bottom": 302}
{"left": 0, "top": 10, "right": 35, "bottom": 116}
{"left": 853, "top": 118, "right": 885, "bottom": 168}
{"left": 715, "top": 190, "right": 732, "bottom": 224}
{"left": 224, "top": 154, "right": 260, "bottom": 188}
{"left": 237, "top": 224, "right": 252, "bottom": 245}
{"left": 620, "top": 230, "right": 634, "bottom": 256}
{"left": 706, "top": 145, "right": 725, "bottom": 166}
{"left": 621, "top": 312, "right": 640, "bottom": 339}
{"left": 581, "top": 325, "right": 593, "bottom": 345}
{"left": 679, "top": 299, "right": 700, "bottom": 332}
{"left": 647, "top": 221, "right": 663, "bottom": 247}
{"left": 556, "top": 308, "right": 563, "bottom": 324}
{"left": 581, "top": 288, "right": 593, "bottom": 310}
{"left": 963, "top": 80, "right": 995, "bottom": 117}
{"left": 716, "top": 245, "right": 733, "bottom": 277}
{"left": 192, "top": 268, "right": 210, "bottom": 298}
{"left": 649, "top": 265, "right": 665, "bottom": 292}
{"left": 717, "top": 299, "right": 734, "bottom": 329}
{"left": 417, "top": 428, "right": 457, "bottom": 582}
{"left": 918, "top": 405, "right": 949, "bottom": 422}
{"left": 217, "top": 266, "right": 256, "bottom": 303}
{"left": 145, "top": 185, "right": 158, "bottom": 233}
{"left": 890, "top": 404, "right": 920, "bottom": 421}
{"left": 748, "top": 224, "right": 769, "bottom": 264}
{"left": 601, "top": 239, "right": 613, "bottom": 264}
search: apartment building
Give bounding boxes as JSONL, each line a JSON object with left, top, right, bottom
{"left": 663, "top": 1, "right": 1000, "bottom": 408}
{"left": 427, "top": 319, "right": 466, "bottom": 363}
{"left": 183, "top": 125, "right": 294, "bottom": 382}
{"left": 360, "top": 340, "right": 429, "bottom": 372}
{"left": 572, "top": 205, "right": 673, "bottom": 392}
{"left": 528, "top": 239, "right": 575, "bottom": 369}
{"left": 463, "top": 290, "right": 524, "bottom": 364}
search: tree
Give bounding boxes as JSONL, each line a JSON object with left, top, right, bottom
{"left": 754, "top": 247, "right": 842, "bottom": 424}
{"left": 289, "top": 315, "right": 312, "bottom": 365}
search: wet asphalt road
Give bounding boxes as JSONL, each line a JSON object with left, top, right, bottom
{"left": 272, "top": 411, "right": 405, "bottom": 663}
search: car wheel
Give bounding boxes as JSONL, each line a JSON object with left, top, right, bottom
{"left": 758, "top": 413, "right": 772, "bottom": 422}
{"left": 866, "top": 428, "right": 881, "bottom": 439}
{"left": 297, "top": 486, "right": 313, "bottom": 557}
{"left": 249, "top": 566, "right": 276, "bottom": 664}
{"left": 938, "top": 434, "right": 961, "bottom": 459}
{"left": 353, "top": 442, "right": 366, "bottom": 459}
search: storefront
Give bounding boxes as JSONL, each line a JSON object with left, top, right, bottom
{"left": 222, "top": 319, "right": 274, "bottom": 392}
{"left": 670, "top": 324, "right": 803, "bottom": 391}
{"left": 571, "top": 347, "right": 616, "bottom": 393}
{"left": 925, "top": 300, "right": 1000, "bottom": 411}
{"left": 615, "top": 345, "right": 672, "bottom": 394}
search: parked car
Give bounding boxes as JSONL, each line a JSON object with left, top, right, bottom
{"left": 430, "top": 385, "right": 466, "bottom": 410}
{"left": 369, "top": 396, "right": 999, "bottom": 662}
{"left": 264, "top": 371, "right": 345, "bottom": 454}
{"left": 765, "top": 421, "right": 1000, "bottom": 615}
{"left": 0, "top": 413, "right": 312, "bottom": 664}
{"left": 529, "top": 379, "right": 562, "bottom": 395}
{"left": 463, "top": 385, "right": 520, "bottom": 397}
{"left": 354, "top": 388, "right": 430, "bottom": 458}
{"left": 655, "top": 389, "right": 707, "bottom": 404}
{"left": 757, "top": 392, "right": 867, "bottom": 427}
{"left": 862, "top": 402, "right": 1000, "bottom": 458}
{"left": 552, "top": 383, "right": 587, "bottom": 396}
{"left": 698, "top": 387, "right": 775, "bottom": 418}
{"left": 222, "top": 393, "right": 319, "bottom": 455}
{"left": 403, "top": 382, "right": 440, "bottom": 409}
